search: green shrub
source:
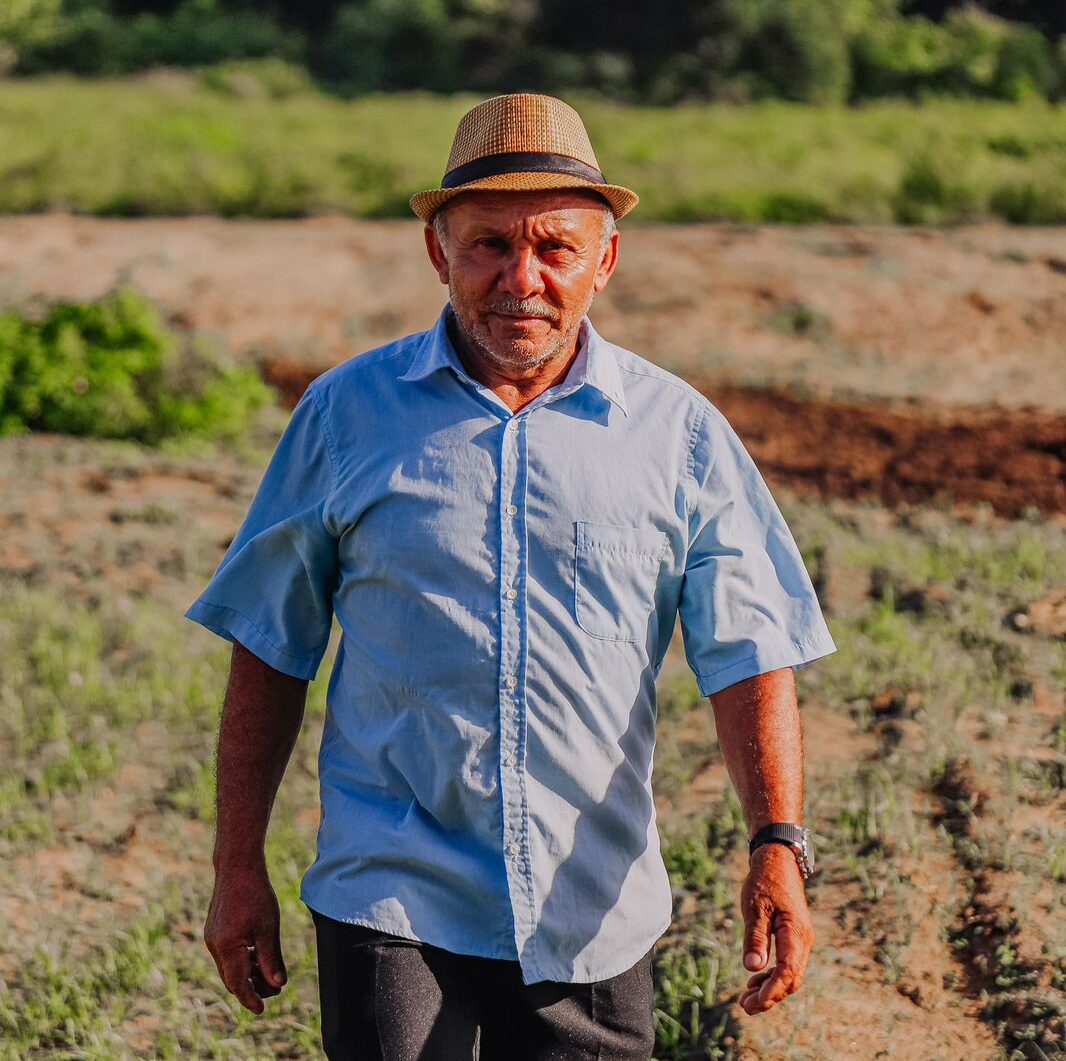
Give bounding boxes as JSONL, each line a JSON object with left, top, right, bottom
{"left": 11, "top": 0, "right": 301, "bottom": 77}
{"left": 725, "top": 0, "right": 853, "bottom": 105}
{"left": 990, "top": 180, "right": 1066, "bottom": 224}
{"left": 122, "top": 3, "right": 300, "bottom": 69}
{"left": 311, "top": 0, "right": 461, "bottom": 93}
{"left": 197, "top": 56, "right": 316, "bottom": 100}
{"left": 0, "top": 286, "right": 272, "bottom": 443}
{"left": 9, "top": 7, "right": 126, "bottom": 76}
{"left": 0, "top": 0, "right": 61, "bottom": 50}
{"left": 992, "top": 22, "right": 1056, "bottom": 102}
{"left": 1055, "top": 36, "right": 1066, "bottom": 103}
{"left": 852, "top": 6, "right": 1056, "bottom": 104}
{"left": 891, "top": 153, "right": 981, "bottom": 224}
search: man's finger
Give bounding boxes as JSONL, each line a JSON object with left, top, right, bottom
{"left": 756, "top": 964, "right": 797, "bottom": 1009}
{"left": 739, "top": 978, "right": 776, "bottom": 1014}
{"left": 248, "top": 950, "right": 282, "bottom": 999}
{"left": 774, "top": 910, "right": 812, "bottom": 981}
{"left": 253, "top": 927, "right": 288, "bottom": 991}
{"left": 738, "top": 967, "right": 792, "bottom": 1015}
{"left": 219, "top": 945, "right": 265, "bottom": 1014}
{"left": 743, "top": 901, "right": 773, "bottom": 971}
{"left": 755, "top": 914, "right": 810, "bottom": 1008}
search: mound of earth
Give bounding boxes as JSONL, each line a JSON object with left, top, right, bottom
{"left": 263, "top": 358, "right": 1066, "bottom": 521}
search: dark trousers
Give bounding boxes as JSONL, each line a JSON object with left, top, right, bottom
{"left": 310, "top": 908, "right": 657, "bottom": 1061}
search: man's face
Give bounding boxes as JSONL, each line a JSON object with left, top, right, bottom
{"left": 423, "top": 190, "right": 619, "bottom": 375}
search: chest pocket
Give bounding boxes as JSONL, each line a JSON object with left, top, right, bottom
{"left": 573, "top": 521, "right": 668, "bottom": 642}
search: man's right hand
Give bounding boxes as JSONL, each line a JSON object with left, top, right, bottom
{"left": 204, "top": 865, "right": 288, "bottom": 1014}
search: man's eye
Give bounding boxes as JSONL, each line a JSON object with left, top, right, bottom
{"left": 479, "top": 238, "right": 507, "bottom": 250}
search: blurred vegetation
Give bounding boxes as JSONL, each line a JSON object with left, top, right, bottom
{"left": 0, "top": 286, "right": 273, "bottom": 443}
{"left": 1, "top": 82, "right": 1064, "bottom": 222}
{"left": 0, "top": 0, "right": 1064, "bottom": 105}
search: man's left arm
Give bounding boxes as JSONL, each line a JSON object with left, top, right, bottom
{"left": 708, "top": 666, "right": 814, "bottom": 1017}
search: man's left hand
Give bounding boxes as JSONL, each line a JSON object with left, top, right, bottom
{"left": 736, "top": 841, "right": 814, "bottom": 1016}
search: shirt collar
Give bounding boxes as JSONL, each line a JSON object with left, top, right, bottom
{"left": 398, "top": 304, "right": 628, "bottom": 417}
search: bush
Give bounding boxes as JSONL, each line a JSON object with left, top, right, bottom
{"left": 993, "top": 21, "right": 1056, "bottom": 102}
{"left": 1054, "top": 36, "right": 1066, "bottom": 102}
{"left": 852, "top": 5, "right": 1057, "bottom": 103}
{"left": 197, "top": 56, "right": 315, "bottom": 99}
{"left": 0, "top": 0, "right": 61, "bottom": 50}
{"left": 0, "top": 286, "right": 273, "bottom": 444}
{"left": 311, "top": 0, "right": 461, "bottom": 93}
{"left": 11, "top": 7, "right": 126, "bottom": 76}
{"left": 725, "top": 0, "right": 853, "bottom": 105}
{"left": 891, "top": 154, "right": 981, "bottom": 224}
{"left": 989, "top": 181, "right": 1066, "bottom": 224}
{"left": 11, "top": 0, "right": 301, "bottom": 77}
{"left": 121, "top": 3, "right": 301, "bottom": 70}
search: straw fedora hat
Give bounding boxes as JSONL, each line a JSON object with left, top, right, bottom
{"left": 409, "top": 92, "right": 639, "bottom": 223}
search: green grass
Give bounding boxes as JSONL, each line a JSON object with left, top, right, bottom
{"left": 845, "top": 528, "right": 1064, "bottom": 596}
{"left": 0, "top": 866, "right": 325, "bottom": 1059}
{"left": 0, "top": 581, "right": 223, "bottom": 842}
{"left": 0, "top": 581, "right": 334, "bottom": 1058}
{"left": 1, "top": 78, "right": 1065, "bottom": 222}
{"left": 662, "top": 795, "right": 746, "bottom": 903}
{"left": 654, "top": 943, "right": 737, "bottom": 1061}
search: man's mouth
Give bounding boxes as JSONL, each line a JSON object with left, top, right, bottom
{"left": 491, "top": 311, "right": 551, "bottom": 323}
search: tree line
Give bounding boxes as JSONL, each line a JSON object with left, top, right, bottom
{"left": 2, "top": 0, "right": 1064, "bottom": 104}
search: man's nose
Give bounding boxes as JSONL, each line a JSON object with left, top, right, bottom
{"left": 497, "top": 248, "right": 545, "bottom": 298}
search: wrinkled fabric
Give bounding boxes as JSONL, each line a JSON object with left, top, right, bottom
{"left": 184, "top": 303, "right": 836, "bottom": 985}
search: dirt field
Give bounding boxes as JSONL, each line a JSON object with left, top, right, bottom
{"left": 0, "top": 215, "right": 1063, "bottom": 1060}
{"left": 1, "top": 212, "right": 1064, "bottom": 412}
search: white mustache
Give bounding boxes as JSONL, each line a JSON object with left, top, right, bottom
{"left": 488, "top": 300, "right": 559, "bottom": 322}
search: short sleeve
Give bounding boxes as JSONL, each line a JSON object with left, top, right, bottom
{"left": 184, "top": 384, "right": 339, "bottom": 680}
{"left": 678, "top": 402, "right": 836, "bottom": 698}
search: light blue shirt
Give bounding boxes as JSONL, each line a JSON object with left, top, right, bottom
{"left": 184, "top": 303, "right": 836, "bottom": 985}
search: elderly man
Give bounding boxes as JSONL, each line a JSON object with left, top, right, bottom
{"left": 185, "top": 93, "right": 836, "bottom": 1060}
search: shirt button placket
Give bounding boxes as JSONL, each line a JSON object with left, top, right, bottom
{"left": 497, "top": 414, "right": 534, "bottom": 952}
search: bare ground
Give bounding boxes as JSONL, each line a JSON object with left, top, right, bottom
{"left": 0, "top": 213, "right": 1064, "bottom": 412}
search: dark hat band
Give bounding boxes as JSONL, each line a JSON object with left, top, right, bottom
{"left": 442, "top": 151, "right": 605, "bottom": 189}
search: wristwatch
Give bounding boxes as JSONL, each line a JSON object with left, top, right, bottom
{"left": 748, "top": 823, "right": 815, "bottom": 881}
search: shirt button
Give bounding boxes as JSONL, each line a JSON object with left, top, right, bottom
{"left": 506, "top": 753, "right": 518, "bottom": 767}
{"left": 505, "top": 503, "right": 518, "bottom": 516}
{"left": 505, "top": 587, "right": 518, "bottom": 600}
{"left": 508, "top": 840, "right": 520, "bottom": 856}
{"left": 505, "top": 675, "right": 518, "bottom": 689}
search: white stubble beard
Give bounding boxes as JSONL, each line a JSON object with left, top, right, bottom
{"left": 448, "top": 287, "right": 592, "bottom": 375}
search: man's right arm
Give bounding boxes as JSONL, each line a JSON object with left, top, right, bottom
{"left": 203, "top": 640, "right": 308, "bottom": 1014}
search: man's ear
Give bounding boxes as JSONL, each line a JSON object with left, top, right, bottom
{"left": 593, "top": 229, "right": 620, "bottom": 294}
{"left": 424, "top": 223, "right": 450, "bottom": 285}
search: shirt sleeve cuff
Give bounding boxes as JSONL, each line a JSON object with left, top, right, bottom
{"left": 692, "top": 632, "right": 837, "bottom": 698}
{"left": 184, "top": 598, "right": 323, "bottom": 681}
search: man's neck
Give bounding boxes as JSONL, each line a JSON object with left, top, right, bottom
{"left": 446, "top": 314, "right": 583, "bottom": 415}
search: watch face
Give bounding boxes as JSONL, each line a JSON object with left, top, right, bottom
{"left": 798, "top": 829, "right": 814, "bottom": 877}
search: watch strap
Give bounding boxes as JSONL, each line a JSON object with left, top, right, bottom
{"left": 748, "top": 823, "right": 806, "bottom": 855}
{"left": 749, "top": 823, "right": 813, "bottom": 880}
